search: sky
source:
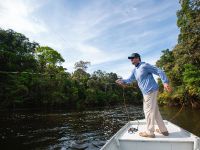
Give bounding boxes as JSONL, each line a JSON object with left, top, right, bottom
{"left": 0, "top": 0, "right": 180, "bottom": 78}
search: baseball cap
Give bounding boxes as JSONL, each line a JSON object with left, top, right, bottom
{"left": 128, "top": 53, "right": 140, "bottom": 59}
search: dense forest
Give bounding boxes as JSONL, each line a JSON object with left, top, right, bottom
{"left": 0, "top": 29, "right": 142, "bottom": 110}
{"left": 0, "top": 0, "right": 199, "bottom": 110}
{"left": 156, "top": 0, "right": 200, "bottom": 108}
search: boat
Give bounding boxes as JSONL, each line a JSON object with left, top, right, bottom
{"left": 100, "top": 119, "right": 200, "bottom": 150}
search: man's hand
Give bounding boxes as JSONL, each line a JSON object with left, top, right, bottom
{"left": 116, "top": 79, "right": 130, "bottom": 88}
{"left": 163, "top": 83, "right": 172, "bottom": 93}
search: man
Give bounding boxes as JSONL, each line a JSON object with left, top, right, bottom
{"left": 116, "top": 53, "right": 172, "bottom": 138}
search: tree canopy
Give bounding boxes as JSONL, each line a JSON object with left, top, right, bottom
{"left": 156, "top": 0, "right": 200, "bottom": 108}
{"left": 0, "top": 28, "right": 141, "bottom": 110}
{"left": 0, "top": 0, "right": 199, "bottom": 110}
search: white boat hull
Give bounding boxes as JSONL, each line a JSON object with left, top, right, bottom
{"left": 100, "top": 120, "right": 200, "bottom": 150}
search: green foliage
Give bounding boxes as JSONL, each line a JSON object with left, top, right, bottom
{"left": 183, "top": 64, "right": 200, "bottom": 98}
{"left": 156, "top": 0, "right": 200, "bottom": 108}
{"left": 0, "top": 28, "right": 38, "bottom": 72}
{"left": 158, "top": 92, "right": 171, "bottom": 105}
{"left": 0, "top": 28, "right": 142, "bottom": 110}
{"left": 35, "top": 46, "right": 65, "bottom": 72}
{"left": 176, "top": 0, "right": 200, "bottom": 65}
{"left": 156, "top": 49, "right": 174, "bottom": 71}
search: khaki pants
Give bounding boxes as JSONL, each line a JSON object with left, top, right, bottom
{"left": 143, "top": 90, "right": 167, "bottom": 135}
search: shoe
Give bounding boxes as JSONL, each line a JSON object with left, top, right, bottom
{"left": 139, "top": 131, "right": 155, "bottom": 138}
{"left": 156, "top": 129, "right": 169, "bottom": 136}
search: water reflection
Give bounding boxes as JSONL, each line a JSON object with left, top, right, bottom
{"left": 0, "top": 106, "right": 199, "bottom": 150}
{"left": 160, "top": 106, "right": 200, "bottom": 137}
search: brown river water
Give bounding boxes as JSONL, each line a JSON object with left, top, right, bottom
{"left": 0, "top": 105, "right": 199, "bottom": 150}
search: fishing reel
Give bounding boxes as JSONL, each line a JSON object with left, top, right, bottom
{"left": 128, "top": 127, "right": 138, "bottom": 134}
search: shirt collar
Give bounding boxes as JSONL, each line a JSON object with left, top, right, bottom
{"left": 135, "top": 62, "right": 141, "bottom": 68}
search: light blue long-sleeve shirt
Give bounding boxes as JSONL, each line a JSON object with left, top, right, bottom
{"left": 122, "top": 62, "right": 169, "bottom": 95}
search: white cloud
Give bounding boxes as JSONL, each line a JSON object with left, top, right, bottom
{"left": 0, "top": 0, "right": 48, "bottom": 34}
{"left": 0, "top": 0, "right": 180, "bottom": 77}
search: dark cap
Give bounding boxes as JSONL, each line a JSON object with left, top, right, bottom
{"left": 128, "top": 53, "right": 140, "bottom": 59}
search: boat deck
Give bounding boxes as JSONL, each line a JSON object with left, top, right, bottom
{"left": 100, "top": 120, "right": 200, "bottom": 150}
{"left": 119, "top": 120, "right": 195, "bottom": 142}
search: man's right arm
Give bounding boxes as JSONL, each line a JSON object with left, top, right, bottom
{"left": 116, "top": 71, "right": 136, "bottom": 85}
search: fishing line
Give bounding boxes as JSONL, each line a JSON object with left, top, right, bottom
{"left": 166, "top": 86, "right": 185, "bottom": 122}
{"left": 120, "top": 84, "right": 139, "bottom": 134}
{"left": 104, "top": 82, "right": 139, "bottom": 129}
{"left": 169, "top": 104, "right": 184, "bottom": 121}
{"left": 122, "top": 86, "right": 130, "bottom": 121}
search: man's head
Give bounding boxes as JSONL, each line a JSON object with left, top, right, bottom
{"left": 128, "top": 53, "right": 141, "bottom": 65}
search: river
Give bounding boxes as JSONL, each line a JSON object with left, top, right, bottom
{"left": 0, "top": 105, "right": 199, "bottom": 150}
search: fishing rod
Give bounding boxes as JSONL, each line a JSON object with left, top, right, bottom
{"left": 120, "top": 86, "right": 140, "bottom": 134}
{"left": 104, "top": 82, "right": 140, "bottom": 134}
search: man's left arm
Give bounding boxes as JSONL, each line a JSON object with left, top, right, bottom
{"left": 146, "top": 63, "right": 172, "bottom": 92}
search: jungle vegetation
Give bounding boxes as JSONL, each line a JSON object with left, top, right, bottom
{"left": 156, "top": 0, "right": 200, "bottom": 108}
{"left": 0, "top": 0, "right": 199, "bottom": 110}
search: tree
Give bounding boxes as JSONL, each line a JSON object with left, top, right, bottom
{"left": 74, "top": 60, "right": 90, "bottom": 71}
{"left": 156, "top": 49, "right": 174, "bottom": 71}
{"left": 183, "top": 64, "right": 200, "bottom": 107}
{"left": 73, "top": 60, "right": 90, "bottom": 81}
{"left": 0, "top": 28, "right": 142, "bottom": 110}
{"left": 156, "top": 0, "right": 200, "bottom": 108}
{"left": 35, "top": 46, "right": 65, "bottom": 72}
{"left": 176, "top": 0, "right": 200, "bottom": 65}
{"left": 0, "top": 29, "right": 39, "bottom": 108}
{"left": 0, "top": 28, "right": 39, "bottom": 72}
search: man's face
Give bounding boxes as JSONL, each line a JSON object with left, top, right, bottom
{"left": 130, "top": 57, "right": 140, "bottom": 65}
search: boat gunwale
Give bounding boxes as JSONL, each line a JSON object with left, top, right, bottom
{"left": 100, "top": 120, "right": 131, "bottom": 150}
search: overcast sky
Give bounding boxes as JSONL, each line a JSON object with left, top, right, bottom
{"left": 0, "top": 0, "right": 180, "bottom": 78}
